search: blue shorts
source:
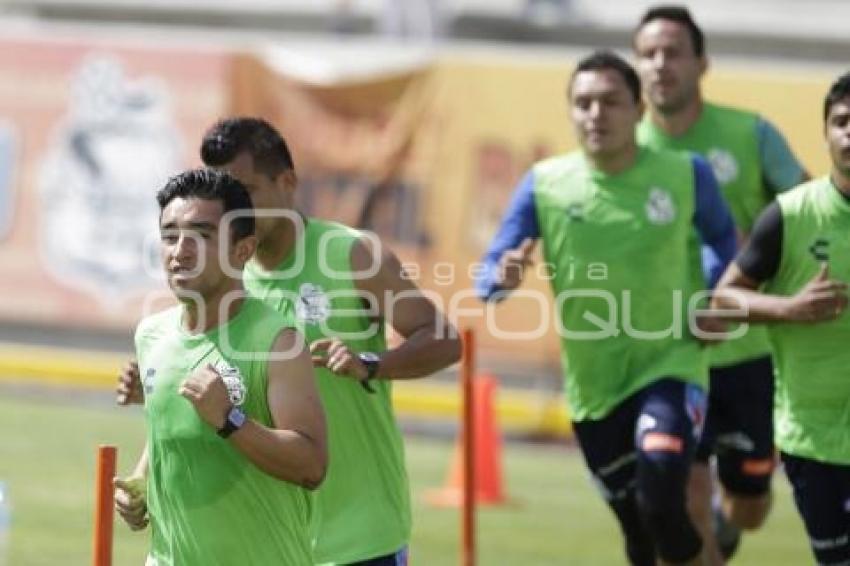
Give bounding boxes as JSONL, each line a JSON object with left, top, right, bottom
{"left": 573, "top": 378, "right": 706, "bottom": 503}
{"left": 781, "top": 452, "right": 850, "bottom": 565}
{"left": 696, "top": 355, "right": 775, "bottom": 496}
{"left": 347, "top": 547, "right": 409, "bottom": 566}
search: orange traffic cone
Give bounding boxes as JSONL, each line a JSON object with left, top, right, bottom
{"left": 426, "top": 374, "right": 507, "bottom": 506}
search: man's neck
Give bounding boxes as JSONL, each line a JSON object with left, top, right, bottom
{"left": 587, "top": 143, "right": 640, "bottom": 176}
{"left": 182, "top": 283, "right": 246, "bottom": 334}
{"left": 650, "top": 96, "right": 704, "bottom": 138}
{"left": 831, "top": 169, "right": 850, "bottom": 198}
{"left": 255, "top": 216, "right": 300, "bottom": 270}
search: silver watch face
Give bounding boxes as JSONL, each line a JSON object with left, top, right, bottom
{"left": 359, "top": 352, "right": 380, "bottom": 363}
{"left": 229, "top": 407, "right": 247, "bottom": 428}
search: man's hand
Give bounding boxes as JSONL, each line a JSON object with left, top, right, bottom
{"left": 114, "top": 476, "right": 148, "bottom": 531}
{"left": 496, "top": 238, "right": 537, "bottom": 291}
{"left": 116, "top": 360, "right": 143, "bottom": 406}
{"left": 692, "top": 311, "right": 729, "bottom": 345}
{"left": 310, "top": 338, "right": 368, "bottom": 382}
{"left": 179, "top": 364, "right": 231, "bottom": 430}
{"left": 783, "top": 263, "right": 848, "bottom": 323}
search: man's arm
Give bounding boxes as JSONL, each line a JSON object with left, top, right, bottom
{"left": 712, "top": 202, "right": 848, "bottom": 323}
{"left": 692, "top": 156, "right": 738, "bottom": 287}
{"left": 180, "top": 329, "right": 327, "bottom": 489}
{"left": 474, "top": 170, "right": 540, "bottom": 301}
{"left": 757, "top": 118, "right": 810, "bottom": 193}
{"left": 318, "top": 237, "right": 461, "bottom": 381}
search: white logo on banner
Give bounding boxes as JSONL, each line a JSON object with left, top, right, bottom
{"left": 38, "top": 55, "right": 182, "bottom": 301}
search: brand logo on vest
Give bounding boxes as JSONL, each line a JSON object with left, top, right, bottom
{"left": 808, "top": 238, "right": 830, "bottom": 262}
{"left": 706, "top": 148, "right": 739, "bottom": 185}
{"left": 564, "top": 203, "right": 585, "bottom": 222}
{"left": 217, "top": 363, "right": 246, "bottom": 406}
{"left": 645, "top": 188, "right": 676, "bottom": 225}
{"left": 296, "top": 283, "right": 330, "bottom": 324}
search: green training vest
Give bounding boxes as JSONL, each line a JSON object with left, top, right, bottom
{"left": 533, "top": 148, "right": 707, "bottom": 421}
{"left": 766, "top": 177, "right": 850, "bottom": 464}
{"left": 245, "top": 218, "right": 410, "bottom": 565}
{"left": 638, "top": 102, "right": 772, "bottom": 367}
{"left": 136, "top": 298, "right": 313, "bottom": 566}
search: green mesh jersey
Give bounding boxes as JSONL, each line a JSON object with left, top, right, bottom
{"left": 765, "top": 178, "right": 850, "bottom": 464}
{"left": 638, "top": 102, "right": 772, "bottom": 367}
{"left": 245, "top": 218, "right": 410, "bottom": 565}
{"left": 135, "top": 297, "right": 313, "bottom": 566}
{"left": 533, "top": 148, "right": 707, "bottom": 421}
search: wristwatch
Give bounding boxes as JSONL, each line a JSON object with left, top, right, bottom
{"left": 357, "top": 352, "right": 381, "bottom": 394}
{"left": 217, "top": 406, "right": 246, "bottom": 438}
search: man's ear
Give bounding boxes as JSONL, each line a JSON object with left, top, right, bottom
{"left": 233, "top": 235, "right": 257, "bottom": 267}
{"left": 277, "top": 169, "right": 298, "bottom": 193}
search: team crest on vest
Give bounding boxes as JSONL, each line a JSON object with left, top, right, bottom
{"left": 142, "top": 367, "right": 156, "bottom": 395}
{"left": 645, "top": 188, "right": 676, "bottom": 225}
{"left": 296, "top": 283, "right": 330, "bottom": 324}
{"left": 217, "top": 363, "right": 246, "bottom": 406}
{"left": 706, "top": 148, "right": 739, "bottom": 185}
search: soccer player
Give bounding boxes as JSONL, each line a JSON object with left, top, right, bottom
{"left": 119, "top": 118, "right": 461, "bottom": 565}
{"left": 712, "top": 71, "right": 850, "bottom": 566}
{"left": 114, "top": 169, "right": 327, "bottom": 565}
{"left": 476, "top": 51, "right": 737, "bottom": 565}
{"left": 633, "top": 6, "right": 809, "bottom": 561}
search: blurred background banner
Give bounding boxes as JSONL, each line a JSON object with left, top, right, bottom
{"left": 0, "top": 34, "right": 232, "bottom": 329}
{"left": 0, "top": 29, "right": 836, "bottom": 368}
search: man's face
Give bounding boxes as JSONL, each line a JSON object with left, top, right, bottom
{"left": 634, "top": 19, "right": 706, "bottom": 114}
{"left": 217, "top": 152, "right": 295, "bottom": 241}
{"left": 826, "top": 97, "right": 850, "bottom": 178}
{"left": 159, "top": 197, "right": 245, "bottom": 299}
{"left": 570, "top": 68, "right": 642, "bottom": 158}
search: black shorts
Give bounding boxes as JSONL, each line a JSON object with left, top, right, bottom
{"left": 781, "top": 452, "right": 850, "bottom": 565}
{"left": 574, "top": 378, "right": 706, "bottom": 503}
{"left": 695, "top": 355, "right": 775, "bottom": 496}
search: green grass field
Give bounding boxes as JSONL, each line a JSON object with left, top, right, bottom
{"left": 0, "top": 391, "right": 812, "bottom": 565}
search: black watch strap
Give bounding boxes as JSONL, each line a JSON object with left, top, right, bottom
{"left": 358, "top": 353, "right": 380, "bottom": 394}
{"left": 217, "top": 406, "right": 246, "bottom": 438}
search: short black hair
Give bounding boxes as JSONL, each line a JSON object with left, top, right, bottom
{"left": 200, "top": 117, "right": 295, "bottom": 180}
{"left": 637, "top": 5, "right": 705, "bottom": 57}
{"left": 569, "top": 51, "right": 642, "bottom": 104}
{"left": 824, "top": 71, "right": 850, "bottom": 123}
{"left": 156, "top": 168, "right": 255, "bottom": 243}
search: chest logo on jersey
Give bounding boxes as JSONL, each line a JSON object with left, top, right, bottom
{"left": 296, "top": 283, "right": 330, "bottom": 324}
{"left": 143, "top": 367, "right": 156, "bottom": 395}
{"left": 645, "top": 188, "right": 676, "bottom": 225}
{"left": 217, "top": 363, "right": 246, "bottom": 406}
{"left": 706, "top": 148, "right": 739, "bottom": 186}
